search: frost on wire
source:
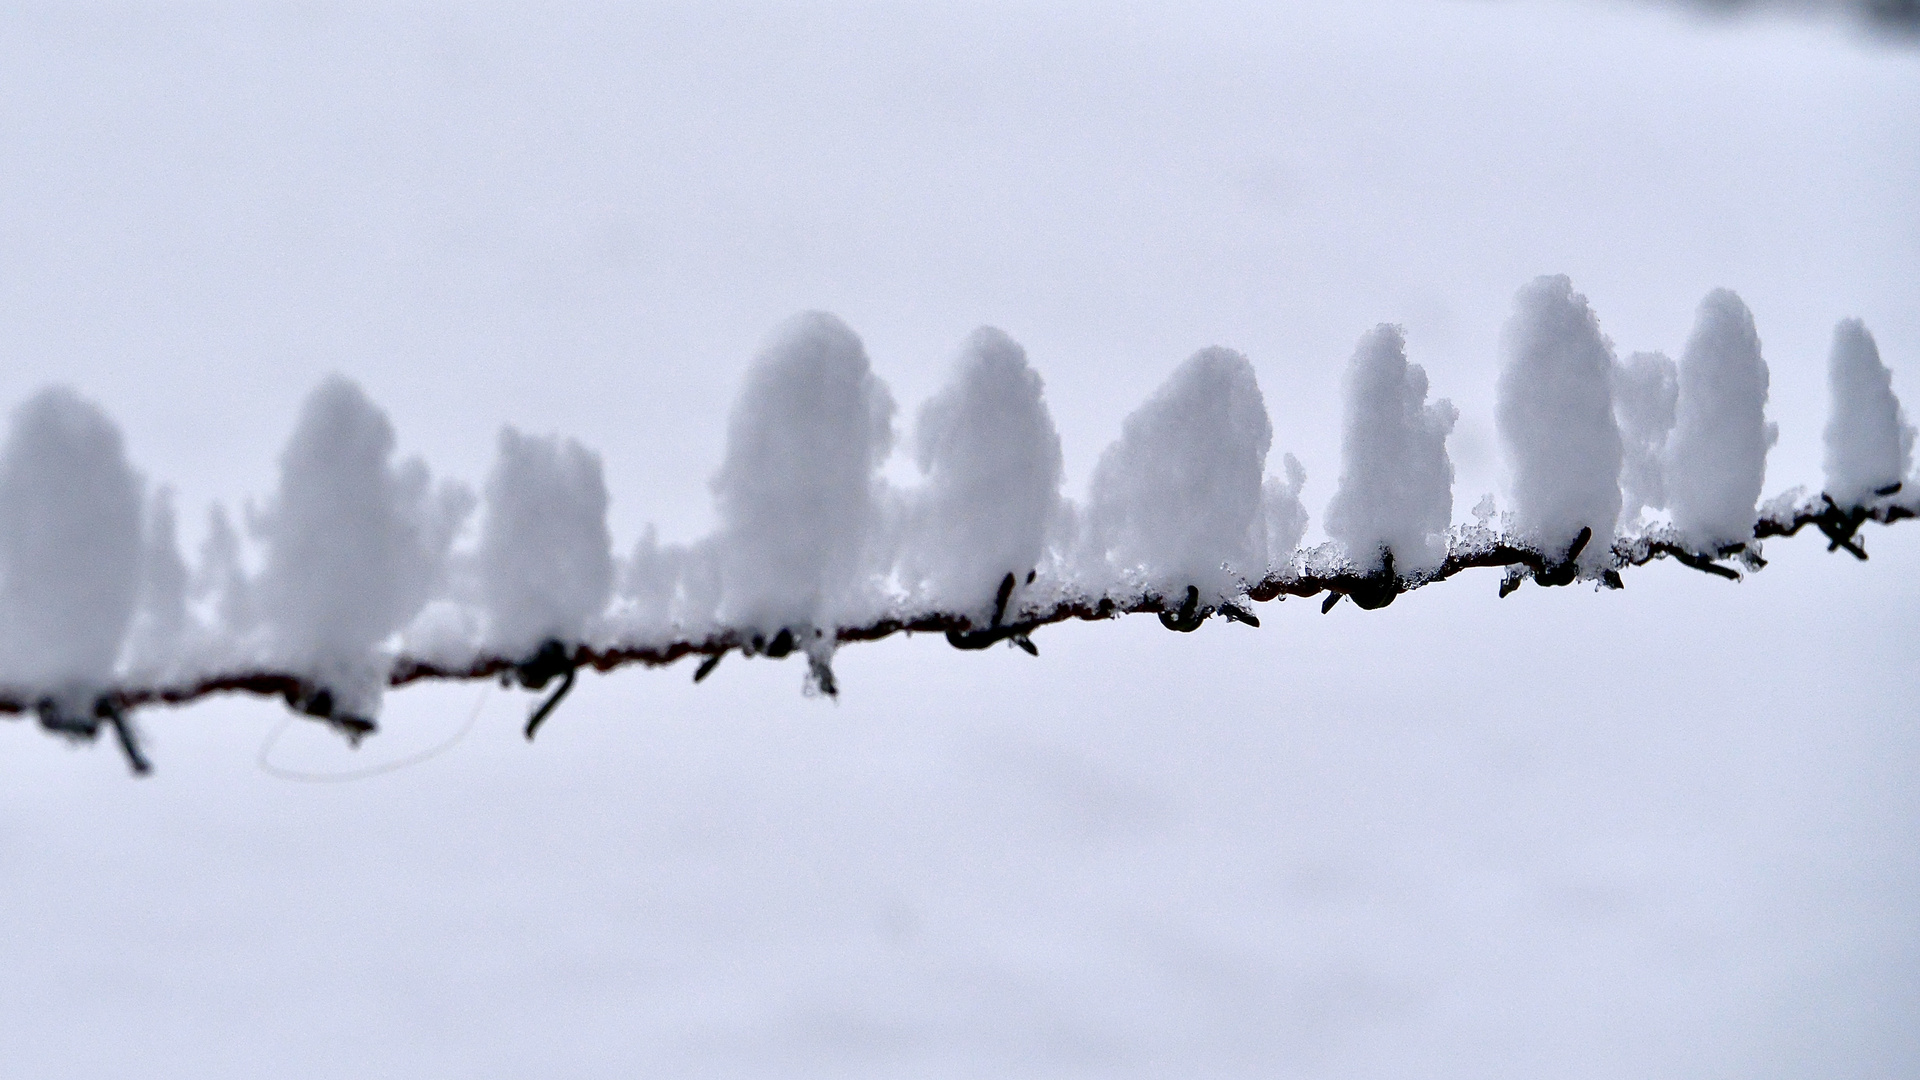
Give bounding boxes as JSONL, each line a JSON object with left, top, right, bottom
{"left": 3, "top": 279, "right": 1916, "bottom": 772}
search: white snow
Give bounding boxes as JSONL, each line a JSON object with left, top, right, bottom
{"left": 0, "top": 387, "right": 144, "bottom": 701}
{"left": 253, "top": 376, "right": 471, "bottom": 717}
{"left": 1324, "top": 325, "right": 1458, "bottom": 575}
{"left": 1613, "top": 351, "right": 1680, "bottom": 529}
{"left": 1823, "top": 318, "right": 1913, "bottom": 505}
{"left": 1666, "top": 289, "right": 1779, "bottom": 551}
{"left": 711, "top": 312, "right": 895, "bottom": 636}
{"left": 904, "top": 326, "right": 1064, "bottom": 618}
{"left": 614, "top": 525, "right": 686, "bottom": 636}
{"left": 191, "top": 504, "right": 255, "bottom": 646}
{"left": 1263, "top": 452, "right": 1310, "bottom": 577}
{"left": 1082, "top": 346, "right": 1273, "bottom": 602}
{"left": 0, "top": 289, "right": 1866, "bottom": 694}
{"left": 1495, "top": 275, "right": 1623, "bottom": 564}
{"left": 120, "top": 487, "right": 191, "bottom": 683}
{"left": 478, "top": 427, "right": 615, "bottom": 658}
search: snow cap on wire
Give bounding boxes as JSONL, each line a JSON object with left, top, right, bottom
{"left": 1495, "top": 275, "right": 1623, "bottom": 566}
{"left": 1613, "top": 351, "right": 1679, "bottom": 529}
{"left": 255, "top": 376, "right": 470, "bottom": 720}
{"left": 1325, "top": 324, "right": 1457, "bottom": 576}
{"left": 1666, "top": 289, "right": 1777, "bottom": 551}
{"left": 1262, "top": 453, "right": 1310, "bottom": 578}
{"left": 1823, "top": 318, "right": 1913, "bottom": 505}
{"left": 905, "top": 326, "right": 1064, "bottom": 619}
{"left": 1083, "top": 346, "right": 1273, "bottom": 603}
{"left": 0, "top": 387, "right": 144, "bottom": 702}
{"left": 479, "top": 427, "right": 615, "bottom": 658}
{"left": 711, "top": 311, "right": 895, "bottom": 638}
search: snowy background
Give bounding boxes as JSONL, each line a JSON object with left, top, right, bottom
{"left": 3, "top": 1, "right": 1917, "bottom": 1075}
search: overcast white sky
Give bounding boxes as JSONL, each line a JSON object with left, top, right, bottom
{"left": 2, "top": 2, "right": 1916, "bottom": 1076}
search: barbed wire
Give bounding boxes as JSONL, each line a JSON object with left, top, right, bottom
{"left": 8, "top": 488, "right": 1913, "bottom": 774}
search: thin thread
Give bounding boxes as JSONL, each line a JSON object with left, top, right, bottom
{"left": 258, "top": 684, "right": 489, "bottom": 783}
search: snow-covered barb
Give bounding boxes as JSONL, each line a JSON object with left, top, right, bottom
{"left": 1667, "top": 289, "right": 1778, "bottom": 550}
{"left": 904, "top": 326, "right": 1063, "bottom": 621}
{"left": 2, "top": 282, "right": 1914, "bottom": 774}
{"left": 0, "top": 388, "right": 148, "bottom": 771}
{"left": 711, "top": 312, "right": 894, "bottom": 655}
{"left": 1324, "top": 324, "right": 1456, "bottom": 578}
{"left": 1497, "top": 275, "right": 1622, "bottom": 568}
{"left": 1824, "top": 319, "right": 1914, "bottom": 506}
{"left": 252, "top": 376, "right": 470, "bottom": 731}
{"left": 1083, "top": 346, "right": 1273, "bottom": 606}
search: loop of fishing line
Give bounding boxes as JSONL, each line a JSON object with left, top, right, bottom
{"left": 257, "top": 684, "right": 490, "bottom": 783}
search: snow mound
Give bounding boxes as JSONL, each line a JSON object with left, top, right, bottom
{"left": 1666, "top": 289, "right": 1777, "bottom": 551}
{"left": 1083, "top": 346, "right": 1273, "bottom": 603}
{"left": 1614, "top": 351, "right": 1679, "bottom": 529}
{"left": 479, "top": 427, "right": 615, "bottom": 659}
{"left": 712, "top": 312, "right": 895, "bottom": 639}
{"left": 1324, "top": 325, "right": 1457, "bottom": 576}
{"left": 1495, "top": 275, "right": 1623, "bottom": 566}
{"left": 254, "top": 376, "right": 470, "bottom": 719}
{"left": 904, "top": 326, "right": 1064, "bottom": 620}
{"left": 0, "top": 387, "right": 144, "bottom": 704}
{"left": 1823, "top": 318, "right": 1913, "bottom": 505}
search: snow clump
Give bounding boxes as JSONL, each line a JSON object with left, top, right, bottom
{"left": 0, "top": 387, "right": 144, "bottom": 703}
{"left": 1613, "top": 351, "right": 1679, "bottom": 529}
{"left": 1666, "top": 289, "right": 1777, "bottom": 551}
{"left": 904, "top": 326, "right": 1064, "bottom": 619}
{"left": 120, "top": 487, "right": 194, "bottom": 682}
{"left": 1495, "top": 275, "right": 1622, "bottom": 565}
{"left": 253, "top": 376, "right": 471, "bottom": 719}
{"left": 1262, "top": 453, "right": 1310, "bottom": 577}
{"left": 711, "top": 312, "right": 895, "bottom": 638}
{"left": 1823, "top": 318, "right": 1913, "bottom": 505}
{"left": 1082, "top": 346, "right": 1273, "bottom": 603}
{"left": 1324, "top": 325, "right": 1457, "bottom": 576}
{"left": 479, "top": 427, "right": 615, "bottom": 658}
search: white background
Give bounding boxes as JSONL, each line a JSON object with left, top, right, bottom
{"left": 2, "top": 2, "right": 1916, "bottom": 1076}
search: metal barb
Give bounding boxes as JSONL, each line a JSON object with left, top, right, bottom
{"left": 693, "top": 652, "right": 724, "bottom": 683}
{"left": 764, "top": 628, "right": 796, "bottom": 658}
{"left": 991, "top": 572, "right": 1016, "bottom": 628}
{"left": 101, "top": 700, "right": 150, "bottom": 776}
{"left": 945, "top": 572, "right": 1035, "bottom": 651}
{"left": 279, "top": 683, "right": 377, "bottom": 743}
{"left": 517, "top": 639, "right": 579, "bottom": 741}
{"left": 1532, "top": 527, "right": 1592, "bottom": 589}
{"left": 1644, "top": 542, "right": 1743, "bottom": 580}
{"left": 522, "top": 665, "right": 575, "bottom": 741}
{"left": 1815, "top": 494, "right": 1871, "bottom": 560}
{"left": 1158, "top": 585, "right": 1206, "bottom": 632}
